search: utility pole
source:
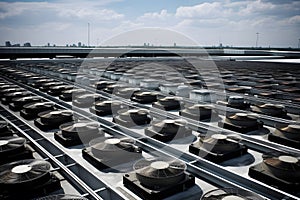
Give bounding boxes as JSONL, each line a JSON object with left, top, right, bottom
{"left": 88, "top": 22, "right": 90, "bottom": 47}
{"left": 256, "top": 32, "right": 259, "bottom": 48}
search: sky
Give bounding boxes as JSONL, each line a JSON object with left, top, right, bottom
{"left": 0, "top": 0, "right": 299, "bottom": 47}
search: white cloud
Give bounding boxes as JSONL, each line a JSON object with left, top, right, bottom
{"left": 0, "top": 2, "right": 51, "bottom": 19}
{"left": 287, "top": 15, "right": 300, "bottom": 24}
{"left": 139, "top": 9, "right": 171, "bottom": 20}
{"left": 238, "top": 0, "right": 276, "bottom": 15}
{"left": 176, "top": 2, "right": 224, "bottom": 18}
{"left": 0, "top": 0, "right": 299, "bottom": 47}
{"left": 57, "top": 8, "right": 123, "bottom": 20}
{"left": 0, "top": 1, "right": 123, "bottom": 21}
{"left": 174, "top": 0, "right": 300, "bottom": 30}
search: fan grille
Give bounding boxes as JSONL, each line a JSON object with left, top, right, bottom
{"left": 0, "top": 159, "right": 51, "bottom": 184}
{"left": 202, "top": 188, "right": 264, "bottom": 200}
{"left": 0, "top": 136, "right": 26, "bottom": 154}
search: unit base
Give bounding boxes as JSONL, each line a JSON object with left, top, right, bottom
{"left": 0, "top": 173, "right": 62, "bottom": 200}
{"left": 0, "top": 147, "right": 34, "bottom": 165}
{"left": 89, "top": 106, "right": 112, "bottom": 117}
{"left": 268, "top": 132, "right": 300, "bottom": 150}
{"left": 82, "top": 147, "right": 142, "bottom": 172}
{"left": 152, "top": 102, "right": 180, "bottom": 111}
{"left": 249, "top": 163, "right": 300, "bottom": 194}
{"left": 218, "top": 120, "right": 263, "bottom": 134}
{"left": 145, "top": 127, "right": 192, "bottom": 143}
{"left": 123, "top": 172, "right": 195, "bottom": 200}
{"left": 54, "top": 131, "right": 100, "bottom": 147}
{"left": 189, "top": 143, "right": 248, "bottom": 163}
{"left": 34, "top": 118, "right": 69, "bottom": 131}
{"left": 113, "top": 116, "right": 151, "bottom": 128}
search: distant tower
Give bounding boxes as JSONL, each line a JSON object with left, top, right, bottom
{"left": 256, "top": 32, "right": 259, "bottom": 48}
{"left": 87, "top": 23, "right": 90, "bottom": 47}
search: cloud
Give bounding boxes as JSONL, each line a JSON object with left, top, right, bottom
{"left": 0, "top": 1, "right": 123, "bottom": 21}
{"left": 172, "top": 0, "right": 300, "bottom": 47}
{"left": 0, "top": 0, "right": 125, "bottom": 45}
{"left": 174, "top": 0, "right": 300, "bottom": 30}
{"left": 0, "top": 0, "right": 299, "bottom": 47}
{"left": 287, "top": 15, "right": 300, "bottom": 24}
{"left": 139, "top": 9, "right": 171, "bottom": 20}
{"left": 57, "top": 8, "right": 123, "bottom": 20}
{"left": 238, "top": 0, "right": 276, "bottom": 15}
{"left": 176, "top": 2, "right": 224, "bottom": 19}
{"left": 0, "top": 2, "right": 50, "bottom": 19}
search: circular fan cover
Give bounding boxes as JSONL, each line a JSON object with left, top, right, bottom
{"left": 24, "top": 102, "right": 55, "bottom": 112}
{"left": 36, "top": 194, "right": 88, "bottom": 200}
{"left": 39, "top": 110, "right": 72, "bottom": 118}
{"left": 186, "top": 104, "right": 213, "bottom": 115}
{"left": 201, "top": 188, "right": 264, "bottom": 200}
{"left": 252, "top": 103, "right": 285, "bottom": 116}
{"left": 76, "top": 94, "right": 100, "bottom": 101}
{"left": 38, "top": 110, "right": 73, "bottom": 124}
{"left": 62, "top": 88, "right": 86, "bottom": 95}
{"left": 60, "top": 121, "right": 99, "bottom": 137}
{"left": 34, "top": 79, "right": 53, "bottom": 84}
{"left": 0, "top": 85, "right": 17, "bottom": 91}
{"left": 158, "top": 97, "right": 180, "bottom": 105}
{"left": 0, "top": 159, "right": 51, "bottom": 186}
{"left": 41, "top": 82, "right": 63, "bottom": 87}
{"left": 118, "top": 109, "right": 149, "bottom": 122}
{"left": 90, "top": 137, "right": 136, "bottom": 152}
{"left": 49, "top": 85, "right": 73, "bottom": 90}
{"left": 104, "top": 84, "right": 126, "bottom": 93}
{"left": 94, "top": 100, "right": 122, "bottom": 111}
{"left": 133, "top": 91, "right": 157, "bottom": 102}
{"left": 135, "top": 91, "right": 156, "bottom": 97}
{"left": 262, "top": 153, "right": 300, "bottom": 181}
{"left": 134, "top": 158, "right": 186, "bottom": 188}
{"left": 1, "top": 88, "right": 24, "bottom": 94}
{"left": 95, "top": 81, "right": 115, "bottom": 89}
{"left": 4, "top": 91, "right": 31, "bottom": 98}
{"left": 281, "top": 124, "right": 300, "bottom": 133}
{"left": 12, "top": 96, "right": 42, "bottom": 103}
{"left": 200, "top": 134, "right": 239, "bottom": 153}
{"left": 117, "top": 87, "right": 140, "bottom": 96}
{"left": 152, "top": 119, "right": 186, "bottom": 135}
{"left": 226, "top": 113, "right": 258, "bottom": 127}
{"left": 275, "top": 124, "right": 300, "bottom": 140}
{"left": 0, "top": 136, "right": 26, "bottom": 156}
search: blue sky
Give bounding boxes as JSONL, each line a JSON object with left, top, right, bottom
{"left": 0, "top": 0, "right": 299, "bottom": 47}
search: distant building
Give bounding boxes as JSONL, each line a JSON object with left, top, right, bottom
{"left": 12, "top": 44, "right": 20, "bottom": 47}
{"left": 24, "top": 42, "right": 31, "bottom": 47}
{"left": 5, "top": 41, "right": 11, "bottom": 47}
{"left": 78, "top": 42, "right": 82, "bottom": 47}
